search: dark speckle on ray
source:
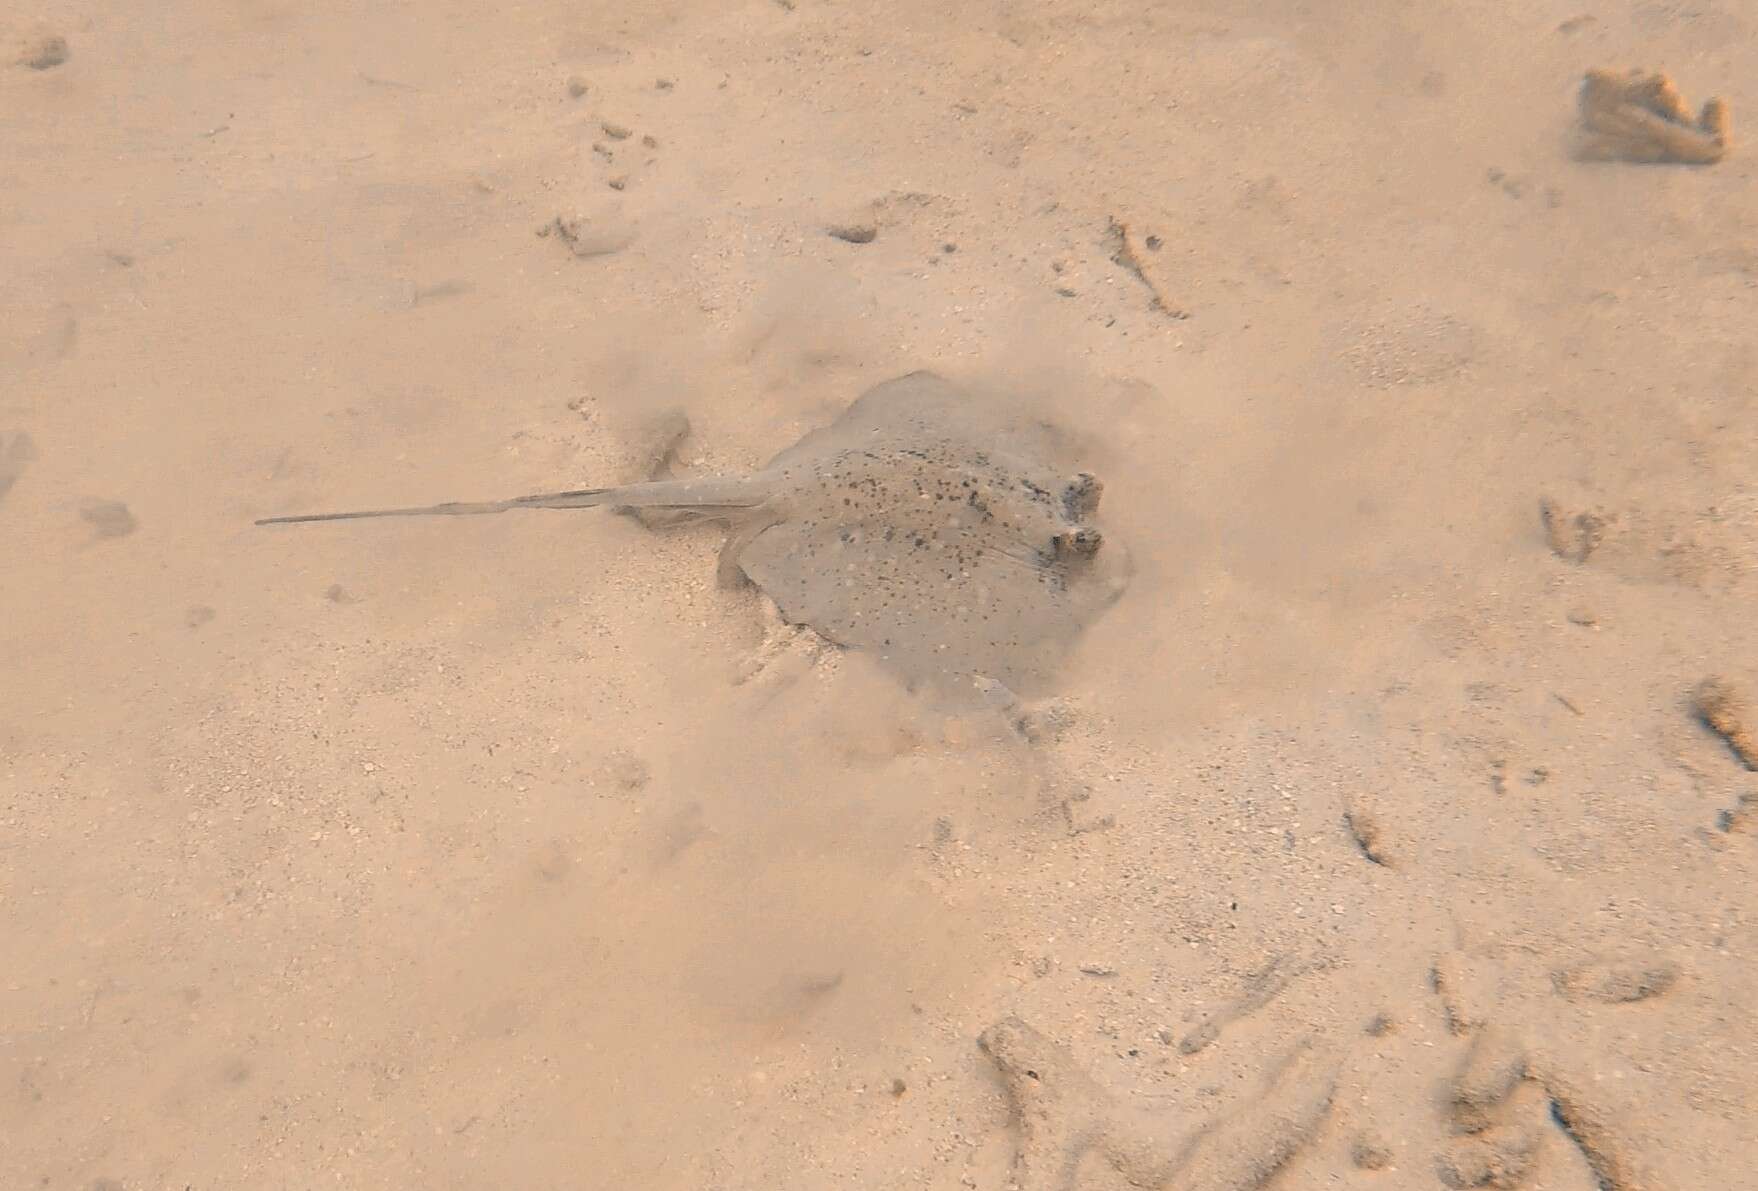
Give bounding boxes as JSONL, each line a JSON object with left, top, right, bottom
{"left": 255, "top": 370, "right": 1127, "bottom": 694}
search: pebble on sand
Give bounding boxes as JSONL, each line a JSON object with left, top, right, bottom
{"left": 1693, "top": 675, "right": 1758, "bottom": 770}
{"left": 80, "top": 499, "right": 137, "bottom": 538}
{"left": 18, "top": 34, "right": 69, "bottom": 71}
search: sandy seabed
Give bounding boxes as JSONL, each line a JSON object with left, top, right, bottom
{"left": 3, "top": 3, "right": 1755, "bottom": 1188}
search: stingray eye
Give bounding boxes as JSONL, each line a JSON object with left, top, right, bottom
{"left": 1061, "top": 473, "right": 1102, "bottom": 520}
{"left": 1052, "top": 528, "right": 1103, "bottom": 560}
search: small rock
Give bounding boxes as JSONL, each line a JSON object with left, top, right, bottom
{"left": 1437, "top": 1125, "right": 1537, "bottom": 1189}
{"left": 566, "top": 75, "right": 589, "bottom": 98}
{"left": 655, "top": 77, "right": 674, "bottom": 90}
{"left": 601, "top": 121, "right": 633, "bottom": 140}
{"left": 18, "top": 34, "right": 69, "bottom": 71}
{"left": 1351, "top": 1135, "right": 1392, "bottom": 1170}
{"left": 1014, "top": 698, "right": 1075, "bottom": 743}
{"left": 80, "top": 499, "right": 137, "bottom": 539}
{"left": 185, "top": 605, "right": 216, "bottom": 629}
{"left": 1718, "top": 791, "right": 1757, "bottom": 834}
{"left": 0, "top": 432, "right": 38, "bottom": 503}
{"left": 539, "top": 214, "right": 635, "bottom": 258}
{"left": 606, "top": 750, "right": 650, "bottom": 792}
{"left": 1343, "top": 802, "right": 1396, "bottom": 868}
{"left": 607, "top": 175, "right": 628, "bottom": 191}
{"left": 1432, "top": 952, "right": 1501, "bottom": 1034}
{"left": 325, "top": 583, "right": 354, "bottom": 603}
{"left": 641, "top": 134, "right": 658, "bottom": 148}
{"left": 533, "top": 840, "right": 572, "bottom": 882}
{"left": 1539, "top": 495, "right": 1605, "bottom": 563}
{"left": 1576, "top": 68, "right": 1729, "bottom": 166}
{"left": 1449, "top": 1027, "right": 1530, "bottom": 1133}
{"left": 826, "top": 223, "right": 877, "bottom": 244}
{"left": 1693, "top": 675, "right": 1758, "bottom": 770}
{"left": 1553, "top": 957, "right": 1679, "bottom": 1004}
{"left": 1178, "top": 1021, "right": 1220, "bottom": 1055}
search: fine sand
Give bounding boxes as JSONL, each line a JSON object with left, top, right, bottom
{"left": 4, "top": 3, "right": 1755, "bottom": 1188}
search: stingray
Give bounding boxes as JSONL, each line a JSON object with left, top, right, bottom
{"left": 256, "top": 371, "right": 1127, "bottom": 693}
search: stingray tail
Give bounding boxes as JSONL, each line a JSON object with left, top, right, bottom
{"left": 254, "top": 475, "right": 768, "bottom": 526}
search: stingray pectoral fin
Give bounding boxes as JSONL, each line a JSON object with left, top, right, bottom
{"left": 716, "top": 511, "right": 785, "bottom": 589}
